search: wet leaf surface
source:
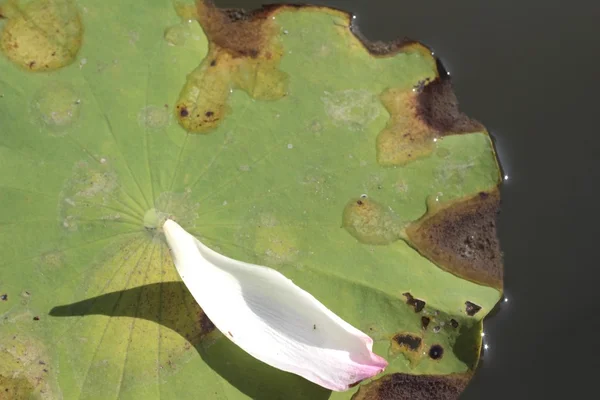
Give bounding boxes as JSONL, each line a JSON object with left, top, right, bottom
{"left": 0, "top": 0, "right": 502, "bottom": 398}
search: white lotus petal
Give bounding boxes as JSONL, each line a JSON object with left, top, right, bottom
{"left": 163, "top": 219, "right": 388, "bottom": 391}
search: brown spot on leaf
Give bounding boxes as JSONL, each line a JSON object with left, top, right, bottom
{"left": 465, "top": 301, "right": 482, "bottom": 317}
{"left": 392, "top": 333, "right": 422, "bottom": 352}
{"left": 352, "top": 373, "right": 469, "bottom": 400}
{"left": 32, "top": 316, "right": 39, "bottom": 321}
{"left": 416, "top": 78, "right": 484, "bottom": 133}
{"left": 450, "top": 319, "right": 459, "bottom": 329}
{"left": 199, "top": 310, "right": 216, "bottom": 335}
{"left": 390, "top": 332, "right": 424, "bottom": 366}
{"left": 413, "top": 79, "right": 427, "bottom": 93}
{"left": 0, "top": 294, "right": 7, "bottom": 301}
{"left": 179, "top": 107, "right": 189, "bottom": 117}
{"left": 402, "top": 292, "right": 426, "bottom": 313}
{"left": 428, "top": 344, "right": 444, "bottom": 360}
{"left": 406, "top": 187, "right": 503, "bottom": 290}
{"left": 421, "top": 316, "right": 430, "bottom": 330}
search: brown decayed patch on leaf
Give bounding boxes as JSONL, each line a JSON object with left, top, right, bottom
{"left": 392, "top": 333, "right": 422, "bottom": 352}
{"left": 416, "top": 78, "right": 484, "bottom": 133}
{"left": 405, "top": 188, "right": 503, "bottom": 290}
{"left": 205, "top": 0, "right": 430, "bottom": 57}
{"left": 175, "top": 1, "right": 288, "bottom": 133}
{"left": 402, "top": 292, "right": 426, "bottom": 313}
{"left": 465, "top": 301, "right": 482, "bottom": 317}
{"left": 390, "top": 332, "right": 424, "bottom": 366}
{"left": 348, "top": 23, "right": 428, "bottom": 57}
{"left": 205, "top": 0, "right": 430, "bottom": 58}
{"left": 376, "top": 78, "right": 484, "bottom": 166}
{"left": 0, "top": 0, "right": 83, "bottom": 72}
{"left": 197, "top": 0, "right": 273, "bottom": 58}
{"left": 177, "top": 1, "right": 438, "bottom": 134}
{"left": 352, "top": 373, "right": 469, "bottom": 400}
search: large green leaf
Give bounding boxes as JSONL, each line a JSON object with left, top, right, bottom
{"left": 0, "top": 0, "right": 503, "bottom": 399}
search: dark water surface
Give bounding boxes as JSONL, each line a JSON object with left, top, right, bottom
{"left": 218, "top": 0, "right": 600, "bottom": 397}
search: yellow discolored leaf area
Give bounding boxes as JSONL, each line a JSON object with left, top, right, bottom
{"left": 45, "top": 235, "right": 221, "bottom": 398}
{"left": 0, "top": 0, "right": 83, "bottom": 71}
{"left": 0, "top": 335, "right": 60, "bottom": 399}
{"left": 342, "top": 196, "right": 404, "bottom": 245}
{"left": 377, "top": 78, "right": 485, "bottom": 166}
{"left": 377, "top": 87, "right": 437, "bottom": 166}
{"left": 175, "top": 1, "right": 288, "bottom": 133}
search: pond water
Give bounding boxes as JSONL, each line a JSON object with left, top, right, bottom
{"left": 216, "top": 0, "right": 600, "bottom": 398}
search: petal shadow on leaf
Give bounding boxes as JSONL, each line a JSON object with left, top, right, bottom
{"left": 49, "top": 282, "right": 332, "bottom": 400}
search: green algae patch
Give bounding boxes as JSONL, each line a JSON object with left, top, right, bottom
{"left": 0, "top": 0, "right": 503, "bottom": 399}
